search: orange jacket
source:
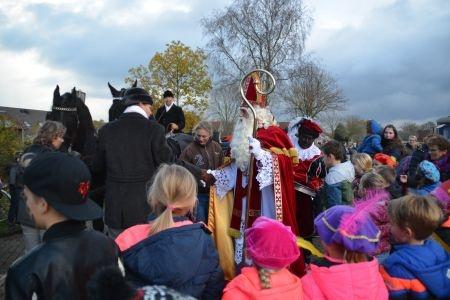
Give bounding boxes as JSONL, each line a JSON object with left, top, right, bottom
{"left": 222, "top": 267, "right": 303, "bottom": 300}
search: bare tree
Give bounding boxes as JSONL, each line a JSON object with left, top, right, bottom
{"left": 281, "top": 61, "right": 346, "bottom": 118}
{"left": 207, "top": 83, "right": 241, "bottom": 135}
{"left": 201, "top": 0, "right": 312, "bottom": 90}
{"left": 399, "top": 122, "right": 420, "bottom": 140}
{"left": 318, "top": 110, "right": 343, "bottom": 135}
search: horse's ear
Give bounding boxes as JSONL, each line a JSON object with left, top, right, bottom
{"left": 132, "top": 80, "right": 137, "bottom": 87}
{"left": 108, "top": 82, "right": 121, "bottom": 97}
{"left": 72, "top": 87, "right": 76, "bottom": 95}
{"left": 53, "top": 85, "right": 60, "bottom": 104}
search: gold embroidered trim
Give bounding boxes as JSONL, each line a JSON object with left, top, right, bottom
{"left": 228, "top": 228, "right": 241, "bottom": 238}
{"left": 268, "top": 147, "right": 298, "bottom": 164}
{"left": 272, "top": 154, "right": 283, "bottom": 221}
{"left": 321, "top": 216, "right": 381, "bottom": 242}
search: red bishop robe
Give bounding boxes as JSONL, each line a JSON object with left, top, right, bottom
{"left": 230, "top": 125, "right": 306, "bottom": 276}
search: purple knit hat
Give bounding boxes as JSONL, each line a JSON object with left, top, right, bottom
{"left": 315, "top": 205, "right": 380, "bottom": 254}
{"left": 245, "top": 216, "right": 300, "bottom": 269}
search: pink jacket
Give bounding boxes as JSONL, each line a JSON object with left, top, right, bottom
{"left": 222, "top": 267, "right": 303, "bottom": 300}
{"left": 301, "top": 259, "right": 388, "bottom": 300}
{"left": 115, "top": 220, "right": 193, "bottom": 252}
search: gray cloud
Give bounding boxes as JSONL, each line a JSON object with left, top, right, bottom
{"left": 0, "top": 0, "right": 230, "bottom": 99}
{"left": 311, "top": 0, "right": 450, "bottom": 124}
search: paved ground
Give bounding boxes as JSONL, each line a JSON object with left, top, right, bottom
{"left": 0, "top": 233, "right": 24, "bottom": 299}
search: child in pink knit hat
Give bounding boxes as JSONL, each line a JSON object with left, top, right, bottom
{"left": 222, "top": 217, "right": 303, "bottom": 300}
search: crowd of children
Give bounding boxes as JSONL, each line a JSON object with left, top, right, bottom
{"left": 4, "top": 118, "right": 450, "bottom": 300}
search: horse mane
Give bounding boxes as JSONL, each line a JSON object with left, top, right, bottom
{"left": 72, "top": 98, "right": 97, "bottom": 166}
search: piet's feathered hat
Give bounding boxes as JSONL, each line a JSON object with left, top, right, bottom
{"left": 315, "top": 205, "right": 380, "bottom": 254}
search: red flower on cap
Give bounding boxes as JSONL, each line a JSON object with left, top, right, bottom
{"left": 78, "top": 181, "right": 90, "bottom": 199}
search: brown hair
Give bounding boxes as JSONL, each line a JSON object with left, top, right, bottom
{"left": 147, "top": 164, "right": 197, "bottom": 236}
{"left": 33, "top": 121, "right": 66, "bottom": 146}
{"left": 322, "top": 140, "right": 345, "bottom": 161}
{"left": 427, "top": 135, "right": 450, "bottom": 152}
{"left": 332, "top": 243, "right": 368, "bottom": 263}
{"left": 375, "top": 165, "right": 396, "bottom": 185}
{"left": 388, "top": 195, "right": 443, "bottom": 240}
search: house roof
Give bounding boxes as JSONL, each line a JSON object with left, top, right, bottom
{"left": 0, "top": 106, "right": 49, "bottom": 128}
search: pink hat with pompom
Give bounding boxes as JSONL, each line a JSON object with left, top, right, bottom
{"left": 245, "top": 216, "right": 300, "bottom": 269}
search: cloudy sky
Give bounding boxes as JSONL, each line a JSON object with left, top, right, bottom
{"left": 0, "top": 0, "right": 448, "bottom": 125}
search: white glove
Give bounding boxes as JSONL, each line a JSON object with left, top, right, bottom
{"left": 248, "top": 136, "right": 264, "bottom": 160}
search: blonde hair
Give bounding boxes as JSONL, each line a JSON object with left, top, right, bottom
{"left": 351, "top": 153, "right": 373, "bottom": 174}
{"left": 389, "top": 195, "right": 443, "bottom": 240}
{"left": 358, "top": 171, "right": 388, "bottom": 196}
{"left": 147, "top": 164, "right": 197, "bottom": 236}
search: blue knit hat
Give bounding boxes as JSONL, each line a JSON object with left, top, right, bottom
{"left": 418, "top": 160, "right": 440, "bottom": 183}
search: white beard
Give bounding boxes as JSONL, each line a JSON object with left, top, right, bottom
{"left": 230, "top": 106, "right": 276, "bottom": 172}
{"left": 231, "top": 114, "right": 254, "bottom": 172}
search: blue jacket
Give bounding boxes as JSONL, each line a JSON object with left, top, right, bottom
{"left": 381, "top": 239, "right": 450, "bottom": 299}
{"left": 409, "top": 182, "right": 440, "bottom": 196}
{"left": 358, "top": 134, "right": 383, "bottom": 155}
{"left": 122, "top": 223, "right": 224, "bottom": 299}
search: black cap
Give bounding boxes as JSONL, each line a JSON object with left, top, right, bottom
{"left": 23, "top": 152, "right": 102, "bottom": 221}
{"left": 123, "top": 87, "right": 153, "bottom": 106}
{"left": 163, "top": 90, "right": 174, "bottom": 98}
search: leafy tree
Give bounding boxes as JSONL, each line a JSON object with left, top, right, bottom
{"left": 126, "top": 41, "right": 211, "bottom": 115}
{"left": 333, "top": 123, "right": 349, "bottom": 142}
{"left": 184, "top": 111, "right": 201, "bottom": 134}
{"left": 0, "top": 116, "right": 23, "bottom": 179}
{"left": 344, "top": 116, "right": 366, "bottom": 142}
{"left": 93, "top": 119, "right": 106, "bottom": 130}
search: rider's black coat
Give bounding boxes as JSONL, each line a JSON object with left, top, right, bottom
{"left": 92, "top": 112, "right": 172, "bottom": 229}
{"left": 155, "top": 104, "right": 185, "bottom": 133}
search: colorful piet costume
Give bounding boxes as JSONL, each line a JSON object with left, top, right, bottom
{"left": 207, "top": 73, "right": 305, "bottom": 279}
{"left": 288, "top": 118, "right": 326, "bottom": 237}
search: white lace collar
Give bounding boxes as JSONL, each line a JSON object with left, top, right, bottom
{"left": 298, "top": 144, "right": 321, "bottom": 161}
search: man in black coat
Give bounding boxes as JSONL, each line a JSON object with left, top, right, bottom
{"left": 92, "top": 87, "right": 173, "bottom": 238}
{"left": 5, "top": 152, "right": 118, "bottom": 300}
{"left": 155, "top": 90, "right": 185, "bottom": 134}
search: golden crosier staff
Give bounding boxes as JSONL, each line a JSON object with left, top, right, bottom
{"left": 238, "top": 69, "right": 276, "bottom": 230}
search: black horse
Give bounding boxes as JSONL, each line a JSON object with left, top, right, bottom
{"left": 46, "top": 85, "right": 97, "bottom": 167}
{"left": 107, "top": 80, "right": 137, "bottom": 122}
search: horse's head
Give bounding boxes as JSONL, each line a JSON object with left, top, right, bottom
{"left": 107, "top": 80, "right": 137, "bottom": 122}
{"left": 46, "top": 85, "right": 80, "bottom": 151}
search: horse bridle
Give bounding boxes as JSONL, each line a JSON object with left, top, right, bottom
{"left": 52, "top": 105, "right": 79, "bottom": 151}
